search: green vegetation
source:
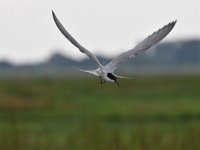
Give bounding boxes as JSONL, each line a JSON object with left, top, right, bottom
{"left": 0, "top": 76, "right": 200, "bottom": 150}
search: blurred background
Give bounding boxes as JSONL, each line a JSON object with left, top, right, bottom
{"left": 0, "top": 0, "right": 200, "bottom": 149}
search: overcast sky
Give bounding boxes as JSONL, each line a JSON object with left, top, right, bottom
{"left": 0, "top": 0, "right": 200, "bottom": 64}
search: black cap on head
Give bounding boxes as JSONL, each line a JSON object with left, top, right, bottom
{"left": 107, "top": 73, "right": 117, "bottom": 81}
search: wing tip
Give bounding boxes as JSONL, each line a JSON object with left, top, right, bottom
{"left": 170, "top": 19, "right": 177, "bottom": 26}
{"left": 52, "top": 10, "right": 56, "bottom": 19}
{"left": 167, "top": 20, "right": 177, "bottom": 30}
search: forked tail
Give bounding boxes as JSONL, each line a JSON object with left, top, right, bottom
{"left": 114, "top": 74, "right": 131, "bottom": 79}
{"left": 72, "top": 67, "right": 98, "bottom": 76}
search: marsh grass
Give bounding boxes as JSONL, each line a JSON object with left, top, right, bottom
{"left": 0, "top": 76, "right": 200, "bottom": 149}
{"left": 0, "top": 119, "right": 200, "bottom": 150}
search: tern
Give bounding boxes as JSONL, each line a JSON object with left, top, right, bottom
{"left": 52, "top": 11, "right": 176, "bottom": 85}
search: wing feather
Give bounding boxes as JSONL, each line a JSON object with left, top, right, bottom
{"left": 105, "top": 20, "right": 177, "bottom": 71}
{"left": 52, "top": 11, "right": 102, "bottom": 67}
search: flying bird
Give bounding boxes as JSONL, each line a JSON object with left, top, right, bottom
{"left": 52, "top": 10, "right": 176, "bottom": 85}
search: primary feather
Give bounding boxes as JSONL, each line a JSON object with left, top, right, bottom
{"left": 105, "top": 20, "right": 177, "bottom": 71}
{"left": 52, "top": 11, "right": 102, "bottom": 68}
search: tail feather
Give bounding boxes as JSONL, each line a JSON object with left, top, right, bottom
{"left": 114, "top": 74, "right": 131, "bottom": 79}
{"left": 73, "top": 67, "right": 98, "bottom": 76}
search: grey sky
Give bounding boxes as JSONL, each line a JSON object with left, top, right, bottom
{"left": 0, "top": 0, "right": 199, "bottom": 64}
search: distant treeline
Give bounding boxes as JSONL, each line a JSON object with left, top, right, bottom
{"left": 0, "top": 39, "right": 200, "bottom": 77}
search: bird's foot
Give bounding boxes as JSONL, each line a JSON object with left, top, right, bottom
{"left": 115, "top": 81, "right": 120, "bottom": 86}
{"left": 100, "top": 76, "right": 105, "bottom": 84}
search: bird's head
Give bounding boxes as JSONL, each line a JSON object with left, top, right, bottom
{"left": 107, "top": 73, "right": 120, "bottom": 86}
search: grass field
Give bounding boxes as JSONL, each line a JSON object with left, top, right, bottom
{"left": 0, "top": 76, "right": 200, "bottom": 150}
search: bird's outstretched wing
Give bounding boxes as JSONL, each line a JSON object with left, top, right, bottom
{"left": 105, "top": 20, "right": 177, "bottom": 71}
{"left": 52, "top": 11, "right": 102, "bottom": 67}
